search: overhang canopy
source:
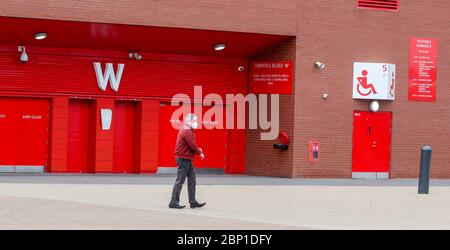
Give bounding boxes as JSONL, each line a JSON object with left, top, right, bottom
{"left": 0, "top": 17, "right": 292, "bottom": 58}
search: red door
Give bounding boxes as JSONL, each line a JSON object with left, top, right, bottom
{"left": 352, "top": 111, "right": 392, "bottom": 178}
{"left": 113, "top": 101, "right": 138, "bottom": 173}
{"left": 67, "top": 99, "right": 93, "bottom": 173}
{"left": 0, "top": 99, "right": 17, "bottom": 169}
{"left": 15, "top": 99, "right": 49, "bottom": 168}
{"left": 158, "top": 104, "right": 227, "bottom": 169}
{"left": 0, "top": 98, "right": 49, "bottom": 172}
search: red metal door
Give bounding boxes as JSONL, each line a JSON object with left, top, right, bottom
{"left": 352, "top": 111, "right": 392, "bottom": 175}
{"left": 0, "top": 98, "right": 49, "bottom": 171}
{"left": 158, "top": 104, "right": 227, "bottom": 169}
{"left": 67, "top": 99, "right": 92, "bottom": 173}
{"left": 15, "top": 99, "right": 49, "bottom": 168}
{"left": 0, "top": 99, "right": 16, "bottom": 168}
{"left": 113, "top": 101, "right": 138, "bottom": 173}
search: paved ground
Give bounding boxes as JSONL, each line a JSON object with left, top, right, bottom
{"left": 0, "top": 174, "right": 449, "bottom": 229}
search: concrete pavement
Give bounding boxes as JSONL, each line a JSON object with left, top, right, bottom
{"left": 0, "top": 174, "right": 449, "bottom": 229}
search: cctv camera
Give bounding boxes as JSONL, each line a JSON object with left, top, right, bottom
{"left": 18, "top": 46, "right": 28, "bottom": 63}
{"left": 238, "top": 66, "right": 245, "bottom": 72}
{"left": 315, "top": 61, "right": 325, "bottom": 69}
{"left": 20, "top": 52, "right": 28, "bottom": 63}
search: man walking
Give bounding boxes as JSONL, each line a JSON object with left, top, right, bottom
{"left": 169, "top": 113, "right": 206, "bottom": 209}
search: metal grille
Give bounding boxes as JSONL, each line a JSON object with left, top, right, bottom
{"left": 358, "top": 0, "right": 399, "bottom": 11}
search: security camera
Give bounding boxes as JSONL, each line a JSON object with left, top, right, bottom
{"left": 314, "top": 61, "right": 325, "bottom": 69}
{"left": 18, "top": 46, "right": 28, "bottom": 63}
{"left": 128, "top": 51, "right": 143, "bottom": 60}
{"left": 238, "top": 66, "right": 245, "bottom": 72}
{"left": 134, "top": 53, "right": 142, "bottom": 60}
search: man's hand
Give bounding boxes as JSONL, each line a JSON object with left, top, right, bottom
{"left": 200, "top": 153, "right": 205, "bottom": 160}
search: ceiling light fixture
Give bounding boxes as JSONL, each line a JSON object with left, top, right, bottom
{"left": 34, "top": 32, "right": 47, "bottom": 40}
{"left": 214, "top": 43, "right": 226, "bottom": 51}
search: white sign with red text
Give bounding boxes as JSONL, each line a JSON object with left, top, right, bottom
{"left": 353, "top": 62, "right": 396, "bottom": 100}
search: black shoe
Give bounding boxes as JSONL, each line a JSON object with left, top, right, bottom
{"left": 169, "top": 203, "right": 186, "bottom": 209}
{"left": 190, "top": 202, "right": 206, "bottom": 209}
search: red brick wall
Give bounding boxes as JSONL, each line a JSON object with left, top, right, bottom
{"left": 0, "top": 0, "right": 297, "bottom": 35}
{"left": 246, "top": 38, "right": 296, "bottom": 177}
{"left": 294, "top": 0, "right": 450, "bottom": 178}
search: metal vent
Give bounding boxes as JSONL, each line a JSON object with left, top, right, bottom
{"left": 358, "top": 0, "right": 398, "bottom": 11}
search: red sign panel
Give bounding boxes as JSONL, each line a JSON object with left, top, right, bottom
{"left": 408, "top": 37, "right": 438, "bottom": 102}
{"left": 249, "top": 61, "right": 293, "bottom": 94}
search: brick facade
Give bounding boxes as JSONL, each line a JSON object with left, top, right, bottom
{"left": 2, "top": 0, "right": 450, "bottom": 178}
{"left": 246, "top": 38, "right": 296, "bottom": 177}
{"left": 293, "top": 0, "right": 450, "bottom": 178}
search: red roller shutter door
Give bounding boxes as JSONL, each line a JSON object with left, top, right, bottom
{"left": 67, "top": 99, "right": 94, "bottom": 173}
{"left": 113, "top": 101, "right": 139, "bottom": 173}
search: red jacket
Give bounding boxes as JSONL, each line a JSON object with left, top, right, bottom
{"left": 174, "top": 125, "right": 201, "bottom": 160}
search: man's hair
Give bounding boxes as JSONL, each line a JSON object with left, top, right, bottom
{"left": 184, "top": 113, "right": 198, "bottom": 123}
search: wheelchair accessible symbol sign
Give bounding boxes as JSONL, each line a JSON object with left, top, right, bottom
{"left": 356, "top": 69, "right": 378, "bottom": 96}
{"left": 352, "top": 62, "right": 396, "bottom": 101}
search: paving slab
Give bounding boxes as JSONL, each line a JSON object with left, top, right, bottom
{"left": 0, "top": 175, "right": 449, "bottom": 229}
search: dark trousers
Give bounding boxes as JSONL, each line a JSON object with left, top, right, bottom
{"left": 170, "top": 158, "right": 197, "bottom": 205}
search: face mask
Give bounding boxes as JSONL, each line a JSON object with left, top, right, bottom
{"left": 191, "top": 121, "right": 199, "bottom": 129}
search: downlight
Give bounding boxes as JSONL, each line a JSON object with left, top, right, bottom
{"left": 214, "top": 43, "right": 226, "bottom": 51}
{"left": 34, "top": 32, "right": 47, "bottom": 40}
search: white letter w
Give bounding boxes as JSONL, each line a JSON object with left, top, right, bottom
{"left": 93, "top": 62, "right": 125, "bottom": 92}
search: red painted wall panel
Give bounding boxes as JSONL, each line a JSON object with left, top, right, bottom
{"left": 0, "top": 48, "right": 240, "bottom": 99}
{"left": 48, "top": 97, "right": 69, "bottom": 172}
{"left": 93, "top": 98, "right": 114, "bottom": 173}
